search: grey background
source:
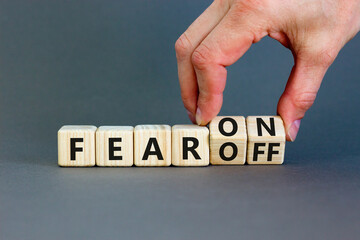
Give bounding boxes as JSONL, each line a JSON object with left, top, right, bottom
{"left": 0, "top": 0, "right": 359, "bottom": 239}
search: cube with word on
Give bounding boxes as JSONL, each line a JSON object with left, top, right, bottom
{"left": 246, "top": 116, "right": 285, "bottom": 164}
{"left": 58, "top": 125, "right": 96, "bottom": 167}
{"left": 172, "top": 125, "right": 209, "bottom": 166}
{"left": 134, "top": 125, "right": 171, "bottom": 167}
{"left": 96, "top": 126, "right": 134, "bottom": 167}
{"left": 209, "top": 116, "right": 247, "bottom": 165}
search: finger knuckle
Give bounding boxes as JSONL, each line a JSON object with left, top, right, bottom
{"left": 214, "top": 0, "right": 230, "bottom": 8}
{"left": 175, "top": 33, "right": 192, "bottom": 60}
{"left": 191, "top": 44, "right": 212, "bottom": 69}
{"left": 318, "top": 50, "right": 337, "bottom": 67}
{"left": 232, "top": 0, "right": 266, "bottom": 12}
{"left": 292, "top": 91, "right": 317, "bottom": 111}
{"left": 301, "top": 47, "right": 337, "bottom": 68}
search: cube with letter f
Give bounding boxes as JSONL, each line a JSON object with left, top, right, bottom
{"left": 246, "top": 116, "right": 285, "bottom": 164}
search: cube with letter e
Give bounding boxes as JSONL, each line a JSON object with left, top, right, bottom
{"left": 96, "top": 126, "right": 134, "bottom": 167}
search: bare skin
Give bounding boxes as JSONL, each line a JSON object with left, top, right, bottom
{"left": 175, "top": 0, "right": 360, "bottom": 141}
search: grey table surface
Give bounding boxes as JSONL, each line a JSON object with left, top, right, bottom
{"left": 0, "top": 1, "right": 359, "bottom": 239}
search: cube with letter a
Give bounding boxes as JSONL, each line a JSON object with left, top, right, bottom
{"left": 246, "top": 116, "right": 285, "bottom": 164}
{"left": 134, "top": 125, "right": 171, "bottom": 167}
{"left": 58, "top": 125, "right": 96, "bottom": 167}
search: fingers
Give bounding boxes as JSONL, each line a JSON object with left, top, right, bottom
{"left": 277, "top": 54, "right": 333, "bottom": 141}
{"left": 175, "top": 0, "right": 230, "bottom": 122}
{"left": 192, "top": 5, "right": 268, "bottom": 125}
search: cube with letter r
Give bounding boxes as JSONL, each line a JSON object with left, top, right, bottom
{"left": 172, "top": 125, "right": 209, "bottom": 166}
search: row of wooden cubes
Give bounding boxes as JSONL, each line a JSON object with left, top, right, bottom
{"left": 58, "top": 116, "right": 286, "bottom": 167}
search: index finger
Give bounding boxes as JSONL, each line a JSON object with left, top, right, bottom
{"left": 175, "top": 0, "right": 230, "bottom": 120}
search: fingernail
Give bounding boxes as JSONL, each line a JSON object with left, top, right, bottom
{"left": 187, "top": 110, "right": 196, "bottom": 123}
{"left": 288, "top": 119, "right": 301, "bottom": 142}
{"left": 195, "top": 108, "right": 202, "bottom": 125}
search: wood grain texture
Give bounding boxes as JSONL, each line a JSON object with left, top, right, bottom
{"left": 58, "top": 125, "right": 96, "bottom": 167}
{"left": 96, "top": 126, "right": 134, "bottom": 167}
{"left": 134, "top": 125, "right": 171, "bottom": 167}
{"left": 172, "top": 125, "right": 209, "bottom": 166}
{"left": 246, "top": 116, "right": 285, "bottom": 164}
{"left": 209, "top": 116, "right": 247, "bottom": 165}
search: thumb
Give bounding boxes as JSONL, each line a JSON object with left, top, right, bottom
{"left": 277, "top": 54, "right": 333, "bottom": 141}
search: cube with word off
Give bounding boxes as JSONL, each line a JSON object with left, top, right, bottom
{"left": 246, "top": 116, "right": 285, "bottom": 164}
{"left": 134, "top": 125, "right": 171, "bottom": 166}
{"left": 172, "top": 125, "right": 209, "bottom": 166}
{"left": 209, "top": 116, "right": 247, "bottom": 165}
{"left": 96, "top": 126, "right": 134, "bottom": 167}
{"left": 58, "top": 125, "right": 96, "bottom": 167}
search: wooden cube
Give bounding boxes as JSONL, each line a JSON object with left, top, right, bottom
{"left": 58, "top": 125, "right": 96, "bottom": 167}
{"left": 246, "top": 116, "right": 285, "bottom": 164}
{"left": 134, "top": 125, "right": 171, "bottom": 167}
{"left": 96, "top": 126, "right": 134, "bottom": 167}
{"left": 172, "top": 125, "right": 209, "bottom": 166}
{"left": 209, "top": 116, "right": 247, "bottom": 165}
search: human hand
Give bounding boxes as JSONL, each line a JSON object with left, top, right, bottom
{"left": 175, "top": 0, "right": 360, "bottom": 141}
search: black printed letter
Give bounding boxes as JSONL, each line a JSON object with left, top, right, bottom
{"left": 267, "top": 143, "right": 280, "bottom": 161}
{"left": 253, "top": 143, "right": 266, "bottom": 161}
{"left": 219, "top": 142, "right": 238, "bottom": 161}
{"left": 256, "top": 117, "right": 275, "bottom": 136}
{"left": 218, "top": 117, "right": 238, "bottom": 137}
{"left": 142, "top": 138, "right": 164, "bottom": 160}
{"left": 109, "top": 138, "right": 122, "bottom": 160}
{"left": 183, "top": 137, "right": 201, "bottom": 160}
{"left": 70, "top": 138, "right": 83, "bottom": 160}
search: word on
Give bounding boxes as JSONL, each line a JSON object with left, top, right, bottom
{"left": 58, "top": 116, "right": 285, "bottom": 167}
